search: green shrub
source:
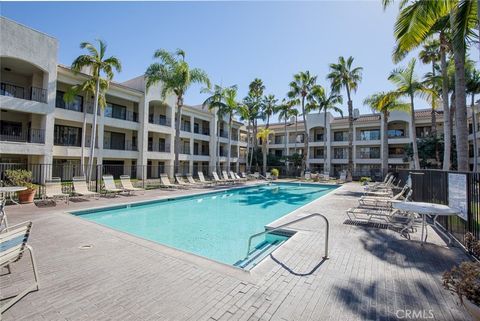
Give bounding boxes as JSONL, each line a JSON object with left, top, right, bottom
{"left": 360, "top": 176, "right": 372, "bottom": 184}
{"left": 271, "top": 168, "right": 279, "bottom": 177}
{"left": 4, "top": 169, "right": 37, "bottom": 190}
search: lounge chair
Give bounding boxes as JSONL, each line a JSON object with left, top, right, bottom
{"left": 212, "top": 172, "right": 230, "bottom": 185}
{"left": 240, "top": 172, "right": 248, "bottom": 179}
{"left": 265, "top": 172, "right": 272, "bottom": 180}
{"left": 222, "top": 171, "right": 236, "bottom": 183}
{"left": 233, "top": 172, "right": 247, "bottom": 182}
{"left": 186, "top": 174, "right": 208, "bottom": 187}
{"left": 0, "top": 199, "right": 7, "bottom": 231}
{"left": 359, "top": 187, "right": 412, "bottom": 208}
{"left": 0, "top": 221, "right": 39, "bottom": 313}
{"left": 102, "top": 175, "right": 124, "bottom": 197}
{"left": 175, "top": 174, "right": 195, "bottom": 188}
{"left": 160, "top": 174, "right": 184, "bottom": 189}
{"left": 72, "top": 177, "right": 100, "bottom": 199}
{"left": 119, "top": 175, "right": 145, "bottom": 194}
{"left": 197, "top": 172, "right": 215, "bottom": 186}
{"left": 43, "top": 177, "right": 69, "bottom": 204}
{"left": 346, "top": 206, "right": 416, "bottom": 232}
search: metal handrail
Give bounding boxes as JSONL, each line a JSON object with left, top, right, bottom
{"left": 245, "top": 213, "right": 329, "bottom": 260}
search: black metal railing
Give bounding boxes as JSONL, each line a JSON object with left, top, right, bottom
{"left": 148, "top": 142, "right": 171, "bottom": 153}
{"left": 0, "top": 128, "right": 45, "bottom": 144}
{"left": 103, "top": 140, "right": 138, "bottom": 151}
{"left": 149, "top": 115, "right": 172, "bottom": 127}
{"left": 194, "top": 127, "right": 210, "bottom": 135}
{"left": 1, "top": 83, "right": 47, "bottom": 103}
{"left": 180, "top": 145, "right": 190, "bottom": 154}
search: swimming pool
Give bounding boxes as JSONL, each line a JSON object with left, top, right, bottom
{"left": 72, "top": 182, "right": 338, "bottom": 267}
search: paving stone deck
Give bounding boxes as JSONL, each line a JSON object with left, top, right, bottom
{"left": 0, "top": 182, "right": 472, "bottom": 320}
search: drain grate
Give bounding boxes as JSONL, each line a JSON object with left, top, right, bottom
{"left": 78, "top": 244, "right": 94, "bottom": 250}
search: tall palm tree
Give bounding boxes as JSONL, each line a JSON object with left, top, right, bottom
{"left": 247, "top": 78, "right": 265, "bottom": 152}
{"left": 388, "top": 58, "right": 430, "bottom": 169}
{"left": 223, "top": 86, "right": 240, "bottom": 171}
{"left": 422, "top": 71, "right": 442, "bottom": 166}
{"left": 383, "top": 0, "right": 478, "bottom": 170}
{"left": 364, "top": 92, "right": 410, "bottom": 177}
{"left": 466, "top": 67, "right": 480, "bottom": 171}
{"left": 261, "top": 94, "right": 278, "bottom": 128}
{"left": 419, "top": 39, "right": 441, "bottom": 135}
{"left": 290, "top": 108, "right": 300, "bottom": 154}
{"left": 277, "top": 99, "right": 298, "bottom": 166}
{"left": 257, "top": 128, "right": 274, "bottom": 176}
{"left": 69, "top": 40, "right": 121, "bottom": 180}
{"left": 327, "top": 56, "right": 363, "bottom": 181}
{"left": 145, "top": 49, "right": 210, "bottom": 173}
{"left": 287, "top": 71, "right": 318, "bottom": 172}
{"left": 311, "top": 88, "right": 343, "bottom": 173}
{"left": 237, "top": 103, "right": 252, "bottom": 173}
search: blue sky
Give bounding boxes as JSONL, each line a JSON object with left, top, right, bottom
{"left": 3, "top": 1, "right": 473, "bottom": 120}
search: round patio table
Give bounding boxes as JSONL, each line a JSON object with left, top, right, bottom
{"left": 0, "top": 186, "right": 27, "bottom": 205}
{"left": 393, "top": 201, "right": 459, "bottom": 245}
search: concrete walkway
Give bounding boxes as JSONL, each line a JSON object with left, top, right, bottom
{"left": 0, "top": 182, "right": 471, "bottom": 320}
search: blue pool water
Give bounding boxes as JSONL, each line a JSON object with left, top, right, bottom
{"left": 72, "top": 183, "right": 337, "bottom": 265}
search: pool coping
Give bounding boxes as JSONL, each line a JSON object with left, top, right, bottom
{"left": 61, "top": 181, "right": 342, "bottom": 282}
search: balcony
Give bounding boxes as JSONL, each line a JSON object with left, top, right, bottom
{"left": 54, "top": 135, "right": 97, "bottom": 148}
{"left": 194, "top": 150, "right": 210, "bottom": 156}
{"left": 148, "top": 142, "right": 171, "bottom": 153}
{"left": 0, "top": 127, "right": 45, "bottom": 144}
{"left": 149, "top": 115, "right": 172, "bottom": 127}
{"left": 105, "top": 109, "right": 138, "bottom": 122}
{"left": 219, "top": 130, "right": 228, "bottom": 139}
{"left": 357, "top": 131, "right": 381, "bottom": 141}
{"left": 180, "top": 145, "right": 191, "bottom": 155}
{"left": 333, "top": 132, "right": 348, "bottom": 142}
{"left": 103, "top": 140, "right": 138, "bottom": 151}
{"left": 389, "top": 153, "right": 406, "bottom": 159}
{"left": 310, "top": 153, "right": 325, "bottom": 159}
{"left": 309, "top": 136, "right": 325, "bottom": 142}
{"left": 357, "top": 151, "right": 381, "bottom": 159}
{"left": 231, "top": 133, "right": 239, "bottom": 141}
{"left": 387, "top": 129, "right": 408, "bottom": 139}
{"left": 181, "top": 123, "right": 191, "bottom": 132}
{"left": 1, "top": 83, "right": 47, "bottom": 104}
{"left": 194, "top": 127, "right": 210, "bottom": 136}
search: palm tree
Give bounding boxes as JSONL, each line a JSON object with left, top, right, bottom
{"left": 277, "top": 99, "right": 298, "bottom": 167}
{"left": 466, "top": 67, "right": 480, "bottom": 171}
{"left": 364, "top": 92, "right": 410, "bottom": 177}
{"left": 419, "top": 39, "right": 441, "bottom": 135}
{"left": 145, "top": 49, "right": 210, "bottom": 173}
{"left": 311, "top": 87, "right": 343, "bottom": 173}
{"left": 290, "top": 108, "right": 300, "bottom": 154}
{"left": 202, "top": 85, "right": 226, "bottom": 172}
{"left": 388, "top": 58, "right": 430, "bottom": 169}
{"left": 287, "top": 71, "right": 318, "bottom": 173}
{"left": 248, "top": 78, "right": 265, "bottom": 152}
{"left": 237, "top": 103, "right": 252, "bottom": 173}
{"left": 68, "top": 40, "right": 121, "bottom": 180}
{"left": 327, "top": 56, "right": 363, "bottom": 181}
{"left": 223, "top": 86, "right": 240, "bottom": 171}
{"left": 257, "top": 128, "right": 274, "bottom": 176}
{"left": 422, "top": 71, "right": 442, "bottom": 166}
{"left": 261, "top": 94, "right": 278, "bottom": 128}
{"left": 383, "top": 0, "right": 478, "bottom": 171}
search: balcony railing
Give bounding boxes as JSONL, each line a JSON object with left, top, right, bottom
{"left": 389, "top": 154, "right": 406, "bottom": 159}
{"left": 194, "top": 127, "right": 210, "bottom": 135}
{"left": 0, "top": 128, "right": 45, "bottom": 144}
{"left": 54, "top": 135, "right": 98, "bottom": 148}
{"left": 1, "top": 83, "right": 47, "bottom": 103}
{"left": 148, "top": 142, "right": 171, "bottom": 153}
{"left": 357, "top": 152, "right": 381, "bottom": 159}
{"left": 103, "top": 140, "right": 138, "bottom": 151}
{"left": 194, "top": 150, "right": 210, "bottom": 156}
{"left": 219, "top": 131, "right": 228, "bottom": 138}
{"left": 181, "top": 123, "right": 191, "bottom": 132}
{"left": 105, "top": 110, "right": 139, "bottom": 122}
{"left": 310, "top": 153, "right": 325, "bottom": 159}
{"left": 309, "top": 136, "right": 325, "bottom": 142}
{"left": 357, "top": 132, "right": 381, "bottom": 141}
{"left": 149, "top": 115, "right": 172, "bottom": 127}
{"left": 231, "top": 134, "right": 239, "bottom": 141}
{"left": 288, "top": 137, "right": 304, "bottom": 143}
{"left": 180, "top": 145, "right": 190, "bottom": 154}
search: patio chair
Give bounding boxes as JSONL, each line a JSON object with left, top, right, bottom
{"left": 234, "top": 172, "right": 247, "bottom": 182}
{"left": 186, "top": 174, "right": 208, "bottom": 187}
{"left": 0, "top": 199, "right": 7, "bottom": 232}
{"left": 72, "top": 177, "right": 100, "bottom": 199}
{"left": 197, "top": 171, "right": 214, "bottom": 186}
{"left": 43, "top": 177, "right": 69, "bottom": 204}
{"left": 265, "top": 172, "right": 272, "bottom": 180}
{"left": 212, "top": 172, "right": 230, "bottom": 185}
{"left": 0, "top": 221, "right": 39, "bottom": 313}
{"left": 175, "top": 174, "right": 194, "bottom": 188}
{"left": 102, "top": 175, "right": 123, "bottom": 197}
{"left": 222, "top": 171, "right": 236, "bottom": 183}
{"left": 119, "top": 175, "right": 145, "bottom": 195}
{"left": 346, "top": 206, "right": 416, "bottom": 232}
{"left": 160, "top": 174, "right": 184, "bottom": 189}
{"left": 359, "top": 185, "right": 411, "bottom": 208}
{"left": 240, "top": 172, "right": 248, "bottom": 179}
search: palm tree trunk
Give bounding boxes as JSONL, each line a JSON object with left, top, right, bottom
{"left": 80, "top": 102, "right": 87, "bottom": 176}
{"left": 86, "top": 77, "right": 100, "bottom": 181}
{"left": 471, "top": 94, "right": 478, "bottom": 172}
{"left": 227, "top": 116, "right": 232, "bottom": 171}
{"left": 440, "top": 34, "right": 451, "bottom": 171}
{"left": 323, "top": 111, "right": 327, "bottom": 174}
{"left": 217, "top": 118, "right": 221, "bottom": 172}
{"left": 284, "top": 119, "right": 288, "bottom": 172}
{"left": 246, "top": 120, "right": 250, "bottom": 173}
{"left": 410, "top": 94, "right": 421, "bottom": 169}
{"left": 301, "top": 96, "right": 309, "bottom": 173}
{"left": 174, "top": 98, "right": 182, "bottom": 174}
{"left": 263, "top": 140, "right": 267, "bottom": 176}
{"left": 382, "top": 111, "right": 389, "bottom": 178}
{"left": 452, "top": 39, "right": 469, "bottom": 171}
{"left": 431, "top": 62, "right": 437, "bottom": 136}
{"left": 346, "top": 87, "right": 353, "bottom": 181}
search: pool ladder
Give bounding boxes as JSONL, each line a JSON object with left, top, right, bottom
{"left": 244, "top": 213, "right": 330, "bottom": 260}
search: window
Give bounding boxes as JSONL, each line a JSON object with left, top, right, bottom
{"left": 315, "top": 133, "right": 324, "bottom": 141}
{"left": 359, "top": 129, "right": 380, "bottom": 141}
{"left": 104, "top": 131, "right": 125, "bottom": 150}
{"left": 389, "top": 147, "right": 405, "bottom": 158}
{"left": 416, "top": 126, "right": 431, "bottom": 138}
{"left": 388, "top": 129, "right": 406, "bottom": 138}
{"left": 333, "top": 148, "right": 347, "bottom": 159}
{"left": 54, "top": 125, "right": 82, "bottom": 146}
{"left": 105, "top": 103, "right": 127, "bottom": 120}
{"left": 275, "top": 150, "right": 283, "bottom": 157}
{"left": 333, "top": 131, "right": 347, "bottom": 142}
{"left": 358, "top": 147, "right": 380, "bottom": 159}
{"left": 56, "top": 91, "right": 83, "bottom": 112}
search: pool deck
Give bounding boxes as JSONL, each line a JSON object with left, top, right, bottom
{"left": 1, "top": 181, "right": 472, "bottom": 320}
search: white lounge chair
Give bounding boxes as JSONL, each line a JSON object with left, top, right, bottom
{"left": 43, "top": 178, "right": 69, "bottom": 204}
{"left": 212, "top": 172, "right": 230, "bottom": 185}
{"left": 119, "top": 175, "right": 145, "bottom": 194}
{"left": 0, "top": 199, "right": 7, "bottom": 232}
{"left": 222, "top": 171, "right": 236, "bottom": 183}
{"left": 265, "top": 172, "right": 272, "bottom": 180}
{"left": 102, "top": 175, "right": 123, "bottom": 197}
{"left": 0, "top": 221, "right": 39, "bottom": 313}
{"left": 175, "top": 174, "right": 194, "bottom": 188}
{"left": 197, "top": 172, "right": 215, "bottom": 186}
{"left": 359, "top": 187, "right": 412, "bottom": 208}
{"left": 234, "top": 172, "right": 247, "bottom": 182}
{"left": 160, "top": 174, "right": 184, "bottom": 189}
{"left": 72, "top": 177, "right": 100, "bottom": 199}
{"left": 346, "top": 206, "right": 416, "bottom": 231}
{"left": 186, "top": 174, "right": 208, "bottom": 187}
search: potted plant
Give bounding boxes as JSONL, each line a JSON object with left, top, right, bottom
{"left": 443, "top": 235, "right": 480, "bottom": 320}
{"left": 4, "top": 169, "right": 37, "bottom": 204}
{"left": 270, "top": 168, "right": 279, "bottom": 180}
{"left": 360, "top": 176, "right": 372, "bottom": 185}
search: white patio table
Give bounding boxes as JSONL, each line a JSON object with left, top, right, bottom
{"left": 0, "top": 186, "right": 27, "bottom": 205}
{"left": 393, "top": 201, "right": 459, "bottom": 245}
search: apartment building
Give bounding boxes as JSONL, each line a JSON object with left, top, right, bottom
{"left": 0, "top": 17, "right": 248, "bottom": 181}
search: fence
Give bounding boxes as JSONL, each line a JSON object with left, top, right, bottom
{"left": 394, "top": 169, "right": 480, "bottom": 246}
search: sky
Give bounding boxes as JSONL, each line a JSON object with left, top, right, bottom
{"left": 2, "top": 1, "right": 477, "bottom": 122}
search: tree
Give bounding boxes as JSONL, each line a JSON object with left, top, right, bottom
{"left": 287, "top": 71, "right": 318, "bottom": 173}
{"left": 261, "top": 94, "right": 278, "bottom": 128}
{"left": 388, "top": 58, "right": 430, "bottom": 169}
{"left": 237, "top": 103, "right": 253, "bottom": 173}
{"left": 244, "top": 79, "right": 265, "bottom": 171}
{"left": 257, "top": 128, "right": 274, "bottom": 176}
{"left": 277, "top": 99, "right": 298, "bottom": 168}
{"left": 419, "top": 39, "right": 441, "bottom": 135}
{"left": 145, "top": 49, "right": 210, "bottom": 173}
{"left": 313, "top": 88, "right": 343, "bottom": 174}
{"left": 364, "top": 92, "right": 410, "bottom": 177}
{"left": 222, "top": 86, "right": 240, "bottom": 171}
{"left": 69, "top": 40, "right": 121, "bottom": 180}
{"left": 466, "top": 67, "right": 480, "bottom": 171}
{"left": 327, "top": 56, "right": 363, "bottom": 181}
